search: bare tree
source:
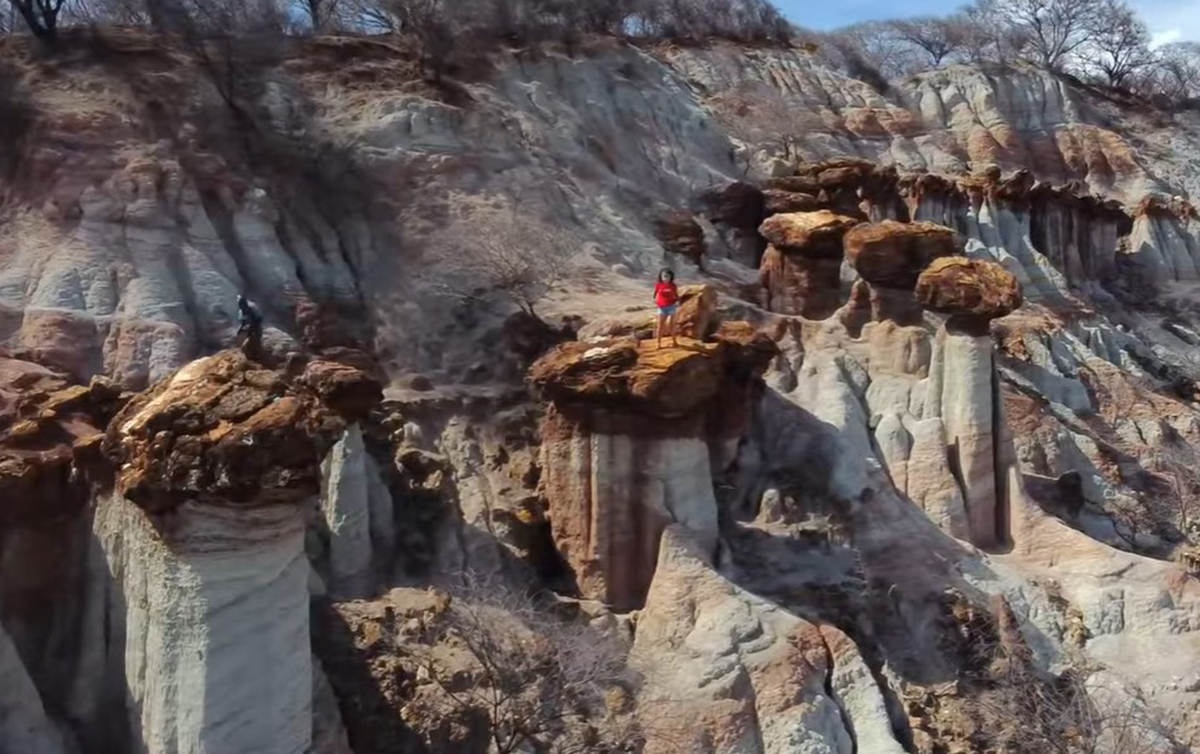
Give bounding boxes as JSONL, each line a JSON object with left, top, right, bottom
{"left": 958, "top": 1, "right": 1033, "bottom": 64}
{"left": 1082, "top": 0, "right": 1152, "bottom": 87}
{"left": 297, "top": 0, "right": 341, "bottom": 31}
{"left": 405, "top": 573, "right": 637, "bottom": 754}
{"left": 989, "top": 0, "right": 1103, "bottom": 70}
{"left": 338, "top": 0, "right": 398, "bottom": 32}
{"left": 710, "top": 82, "right": 816, "bottom": 166}
{"left": 889, "top": 16, "right": 967, "bottom": 68}
{"left": 1151, "top": 43, "right": 1200, "bottom": 102}
{"left": 1146, "top": 440, "right": 1200, "bottom": 542}
{"left": 828, "top": 21, "right": 924, "bottom": 81}
{"left": 433, "top": 205, "right": 575, "bottom": 319}
{"left": 7, "top": 0, "right": 69, "bottom": 40}
{"left": 386, "top": 0, "right": 457, "bottom": 80}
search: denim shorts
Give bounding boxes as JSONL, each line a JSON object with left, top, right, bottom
{"left": 658, "top": 304, "right": 678, "bottom": 316}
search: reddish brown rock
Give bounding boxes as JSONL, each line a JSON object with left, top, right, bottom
{"left": 758, "top": 211, "right": 859, "bottom": 256}
{"left": 845, "top": 221, "right": 963, "bottom": 289}
{"left": 916, "top": 257, "right": 1023, "bottom": 322}
{"left": 763, "top": 189, "right": 820, "bottom": 216}
{"left": 107, "top": 350, "right": 351, "bottom": 513}
{"left": 0, "top": 359, "right": 124, "bottom": 526}
{"left": 699, "top": 181, "right": 765, "bottom": 230}
{"left": 301, "top": 359, "right": 384, "bottom": 420}
{"left": 766, "top": 175, "right": 821, "bottom": 194}
{"left": 759, "top": 244, "right": 844, "bottom": 319}
{"left": 655, "top": 211, "right": 706, "bottom": 264}
{"left": 675, "top": 285, "right": 719, "bottom": 340}
{"left": 530, "top": 338, "right": 730, "bottom": 419}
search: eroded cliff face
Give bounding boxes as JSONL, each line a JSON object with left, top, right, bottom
{"left": 2, "top": 27, "right": 1200, "bottom": 754}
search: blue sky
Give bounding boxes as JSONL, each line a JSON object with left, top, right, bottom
{"left": 776, "top": 0, "right": 1200, "bottom": 44}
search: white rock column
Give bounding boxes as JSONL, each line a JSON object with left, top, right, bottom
{"left": 925, "top": 325, "right": 1002, "bottom": 548}
{"left": 319, "top": 424, "right": 376, "bottom": 599}
{"left": 95, "top": 492, "right": 312, "bottom": 754}
{"left": 542, "top": 416, "right": 720, "bottom": 611}
{"left": 0, "top": 619, "right": 70, "bottom": 754}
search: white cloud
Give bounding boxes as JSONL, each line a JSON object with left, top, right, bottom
{"left": 1149, "top": 28, "right": 1182, "bottom": 49}
{"left": 1132, "top": 0, "right": 1200, "bottom": 45}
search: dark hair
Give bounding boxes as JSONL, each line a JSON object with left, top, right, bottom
{"left": 659, "top": 269, "right": 675, "bottom": 282}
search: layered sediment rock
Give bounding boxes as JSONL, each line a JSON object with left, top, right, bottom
{"left": 845, "top": 220, "right": 961, "bottom": 325}
{"left": 1128, "top": 197, "right": 1200, "bottom": 282}
{"left": 530, "top": 325, "right": 776, "bottom": 610}
{"left": 631, "top": 526, "right": 906, "bottom": 754}
{"left": 758, "top": 211, "right": 859, "bottom": 318}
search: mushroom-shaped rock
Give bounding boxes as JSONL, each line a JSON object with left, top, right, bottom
{"left": 845, "top": 221, "right": 962, "bottom": 289}
{"left": 107, "top": 350, "right": 348, "bottom": 513}
{"left": 530, "top": 328, "right": 777, "bottom": 610}
{"left": 916, "top": 257, "right": 1022, "bottom": 322}
{"left": 759, "top": 210, "right": 859, "bottom": 256}
{"left": 759, "top": 244, "right": 845, "bottom": 319}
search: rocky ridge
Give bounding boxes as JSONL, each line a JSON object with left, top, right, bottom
{"left": 1, "top": 29, "right": 1200, "bottom": 754}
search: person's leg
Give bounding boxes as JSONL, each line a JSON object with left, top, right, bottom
{"left": 668, "top": 311, "right": 678, "bottom": 346}
{"left": 656, "top": 312, "right": 665, "bottom": 348}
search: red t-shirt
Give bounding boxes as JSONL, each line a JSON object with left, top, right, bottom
{"left": 655, "top": 282, "right": 679, "bottom": 308}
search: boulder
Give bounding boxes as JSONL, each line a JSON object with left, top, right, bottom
{"left": 107, "top": 350, "right": 349, "bottom": 513}
{"left": 699, "top": 181, "right": 764, "bottom": 230}
{"left": 845, "top": 220, "right": 962, "bottom": 289}
{"left": 916, "top": 257, "right": 1022, "bottom": 322}
{"left": 763, "top": 189, "right": 820, "bottom": 216}
{"left": 675, "top": 285, "right": 719, "bottom": 340}
{"left": 759, "top": 210, "right": 859, "bottom": 256}
{"left": 654, "top": 211, "right": 706, "bottom": 264}
{"left": 301, "top": 359, "right": 384, "bottom": 420}
{"left": 529, "top": 331, "right": 773, "bottom": 419}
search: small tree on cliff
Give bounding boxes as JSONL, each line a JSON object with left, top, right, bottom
{"left": 434, "top": 204, "right": 575, "bottom": 319}
{"left": 710, "top": 82, "right": 815, "bottom": 168}
{"left": 405, "top": 574, "right": 637, "bottom": 754}
{"left": 7, "top": 0, "right": 69, "bottom": 40}
{"left": 1082, "top": 0, "right": 1152, "bottom": 88}
{"left": 888, "top": 16, "right": 968, "bottom": 68}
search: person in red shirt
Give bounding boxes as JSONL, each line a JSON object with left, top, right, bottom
{"left": 654, "top": 268, "right": 679, "bottom": 349}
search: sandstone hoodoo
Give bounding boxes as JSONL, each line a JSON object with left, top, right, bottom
{"left": 916, "top": 256, "right": 1023, "bottom": 326}
{"left": 530, "top": 327, "right": 776, "bottom": 611}
{"left": 845, "top": 220, "right": 962, "bottom": 326}
{"left": 916, "top": 258, "right": 1023, "bottom": 549}
{"left": 845, "top": 220, "right": 962, "bottom": 289}
{"left": 758, "top": 210, "right": 859, "bottom": 318}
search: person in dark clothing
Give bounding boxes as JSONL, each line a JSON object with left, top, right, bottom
{"left": 236, "top": 294, "right": 264, "bottom": 359}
